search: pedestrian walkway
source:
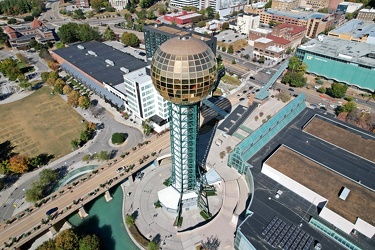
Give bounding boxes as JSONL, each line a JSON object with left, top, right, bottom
{"left": 121, "top": 151, "right": 246, "bottom": 249}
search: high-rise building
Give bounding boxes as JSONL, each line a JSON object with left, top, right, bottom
{"left": 144, "top": 23, "right": 217, "bottom": 59}
{"left": 236, "top": 13, "right": 260, "bottom": 35}
{"left": 151, "top": 36, "right": 217, "bottom": 214}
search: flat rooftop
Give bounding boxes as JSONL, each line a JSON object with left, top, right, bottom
{"left": 304, "top": 116, "right": 375, "bottom": 162}
{"left": 298, "top": 35, "right": 375, "bottom": 68}
{"left": 241, "top": 108, "right": 375, "bottom": 250}
{"left": 265, "top": 9, "right": 329, "bottom": 20}
{"left": 145, "top": 24, "right": 213, "bottom": 42}
{"left": 266, "top": 145, "right": 375, "bottom": 225}
{"left": 53, "top": 41, "right": 148, "bottom": 86}
{"left": 329, "top": 19, "right": 375, "bottom": 44}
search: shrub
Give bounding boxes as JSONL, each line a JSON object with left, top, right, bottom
{"left": 112, "top": 132, "right": 126, "bottom": 144}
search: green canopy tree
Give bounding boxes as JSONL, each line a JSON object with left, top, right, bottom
{"left": 0, "top": 27, "right": 8, "bottom": 44}
{"left": 55, "top": 229, "right": 79, "bottom": 250}
{"left": 104, "top": 26, "right": 116, "bottom": 41}
{"left": 121, "top": 32, "right": 139, "bottom": 47}
{"left": 79, "top": 235, "right": 101, "bottom": 250}
{"left": 326, "top": 82, "right": 348, "bottom": 98}
{"left": 57, "top": 23, "right": 80, "bottom": 44}
{"left": 78, "top": 95, "right": 91, "bottom": 109}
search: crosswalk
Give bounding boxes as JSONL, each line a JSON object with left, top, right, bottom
{"left": 4, "top": 199, "right": 24, "bottom": 206}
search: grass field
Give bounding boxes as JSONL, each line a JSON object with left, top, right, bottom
{"left": 0, "top": 87, "right": 86, "bottom": 158}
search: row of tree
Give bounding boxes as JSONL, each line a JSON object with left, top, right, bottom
{"left": 0, "top": 141, "right": 54, "bottom": 175}
{"left": 25, "top": 169, "right": 58, "bottom": 203}
{"left": 0, "top": 0, "right": 44, "bottom": 16}
{"left": 71, "top": 122, "right": 97, "bottom": 149}
{"left": 37, "top": 229, "right": 101, "bottom": 250}
{"left": 281, "top": 56, "right": 308, "bottom": 87}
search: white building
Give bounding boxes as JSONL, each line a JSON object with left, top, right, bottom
{"left": 236, "top": 13, "right": 260, "bottom": 35}
{"left": 336, "top": 2, "right": 363, "bottom": 13}
{"left": 109, "top": 0, "right": 128, "bottom": 11}
{"left": 170, "top": 0, "right": 247, "bottom": 12}
{"left": 105, "top": 67, "right": 169, "bottom": 132}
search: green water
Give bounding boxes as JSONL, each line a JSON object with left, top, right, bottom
{"left": 67, "top": 185, "right": 138, "bottom": 250}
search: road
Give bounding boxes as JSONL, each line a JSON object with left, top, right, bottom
{"left": 274, "top": 82, "right": 375, "bottom": 112}
{"left": 0, "top": 133, "right": 170, "bottom": 248}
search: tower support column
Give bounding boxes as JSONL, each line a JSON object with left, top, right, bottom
{"left": 169, "top": 102, "right": 200, "bottom": 194}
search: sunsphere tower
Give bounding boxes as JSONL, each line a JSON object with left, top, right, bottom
{"left": 151, "top": 36, "right": 217, "bottom": 214}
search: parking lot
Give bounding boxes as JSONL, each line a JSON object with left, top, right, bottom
{"left": 215, "top": 29, "right": 247, "bottom": 44}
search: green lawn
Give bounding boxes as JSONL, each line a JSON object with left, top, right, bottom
{"left": 222, "top": 75, "right": 241, "bottom": 86}
{"left": 0, "top": 87, "right": 86, "bottom": 158}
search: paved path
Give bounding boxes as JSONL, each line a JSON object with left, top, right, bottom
{"left": 122, "top": 150, "right": 247, "bottom": 249}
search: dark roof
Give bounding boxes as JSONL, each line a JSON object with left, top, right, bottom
{"left": 239, "top": 108, "right": 375, "bottom": 250}
{"left": 248, "top": 108, "right": 375, "bottom": 190}
{"left": 217, "top": 103, "right": 257, "bottom": 135}
{"left": 53, "top": 41, "right": 148, "bottom": 86}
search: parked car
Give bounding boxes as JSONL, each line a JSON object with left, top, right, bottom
{"left": 288, "top": 88, "right": 294, "bottom": 92}
{"left": 250, "top": 76, "right": 255, "bottom": 80}
{"left": 318, "top": 103, "right": 325, "bottom": 108}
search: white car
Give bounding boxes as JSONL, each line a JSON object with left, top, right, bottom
{"left": 329, "top": 104, "right": 336, "bottom": 108}
{"left": 318, "top": 103, "right": 325, "bottom": 108}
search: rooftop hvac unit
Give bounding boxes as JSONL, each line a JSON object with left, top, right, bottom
{"left": 77, "top": 45, "right": 85, "bottom": 50}
{"left": 88, "top": 50, "right": 97, "bottom": 57}
{"left": 105, "top": 59, "right": 114, "bottom": 66}
{"left": 120, "top": 67, "right": 129, "bottom": 73}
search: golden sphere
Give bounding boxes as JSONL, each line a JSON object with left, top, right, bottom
{"left": 151, "top": 36, "right": 217, "bottom": 105}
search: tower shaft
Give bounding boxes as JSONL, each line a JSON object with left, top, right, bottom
{"left": 169, "top": 102, "right": 200, "bottom": 193}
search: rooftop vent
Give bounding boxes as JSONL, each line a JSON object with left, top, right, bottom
{"left": 88, "top": 50, "right": 97, "bottom": 57}
{"left": 105, "top": 59, "right": 114, "bottom": 66}
{"left": 339, "top": 187, "right": 350, "bottom": 200}
{"left": 77, "top": 45, "right": 85, "bottom": 50}
{"left": 120, "top": 67, "right": 129, "bottom": 73}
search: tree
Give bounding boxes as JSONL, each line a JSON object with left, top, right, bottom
{"left": 77, "top": 24, "right": 102, "bottom": 42}
{"left": 326, "top": 82, "right": 348, "bottom": 98}
{"left": 79, "top": 235, "right": 101, "bottom": 250}
{"left": 147, "top": 241, "right": 158, "bottom": 250}
{"left": 281, "top": 71, "right": 306, "bottom": 87}
{"left": 78, "top": 95, "right": 91, "bottom": 109}
{"left": 171, "top": 20, "right": 177, "bottom": 26}
{"left": 288, "top": 56, "right": 307, "bottom": 73}
{"left": 258, "top": 56, "right": 265, "bottom": 64}
{"left": 39, "top": 169, "right": 58, "bottom": 186}
{"left": 46, "top": 78, "right": 55, "bottom": 86}
{"left": 125, "top": 214, "right": 135, "bottom": 226}
{"left": 68, "top": 90, "right": 80, "bottom": 107}
{"left": 58, "top": 23, "right": 80, "bottom": 44}
{"left": 0, "top": 27, "right": 8, "bottom": 44}
{"left": 317, "top": 87, "right": 326, "bottom": 93}
{"left": 54, "top": 78, "right": 65, "bottom": 94}
{"left": 104, "top": 26, "right": 116, "bottom": 41}
{"left": 37, "top": 239, "right": 56, "bottom": 250}
{"left": 90, "top": 0, "right": 103, "bottom": 13}
{"left": 214, "top": 12, "right": 220, "bottom": 20}
{"left": 157, "top": 5, "right": 166, "bottom": 15}
{"left": 265, "top": 0, "right": 272, "bottom": 8}
{"left": 338, "top": 101, "right": 356, "bottom": 114}
{"left": 206, "top": 6, "right": 214, "bottom": 18}
{"left": 142, "top": 120, "right": 152, "bottom": 135}
{"left": 55, "top": 229, "right": 79, "bottom": 250}
{"left": 49, "top": 71, "right": 59, "bottom": 81}
{"left": 73, "top": 9, "right": 85, "bottom": 19}
{"left": 221, "top": 46, "right": 226, "bottom": 52}
{"left": 227, "top": 45, "right": 234, "bottom": 54}
{"left": 8, "top": 18, "right": 17, "bottom": 24}
{"left": 221, "top": 22, "right": 229, "bottom": 30}
{"left": 82, "top": 154, "right": 91, "bottom": 162}
{"left": 8, "top": 155, "right": 29, "bottom": 173}
{"left": 63, "top": 85, "right": 72, "bottom": 95}
{"left": 197, "top": 21, "right": 206, "bottom": 28}
{"left": 41, "top": 72, "right": 49, "bottom": 82}
{"left": 277, "top": 92, "right": 291, "bottom": 103}
{"left": 112, "top": 132, "right": 126, "bottom": 144}
{"left": 25, "top": 182, "right": 43, "bottom": 202}
{"left": 121, "top": 32, "right": 140, "bottom": 47}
